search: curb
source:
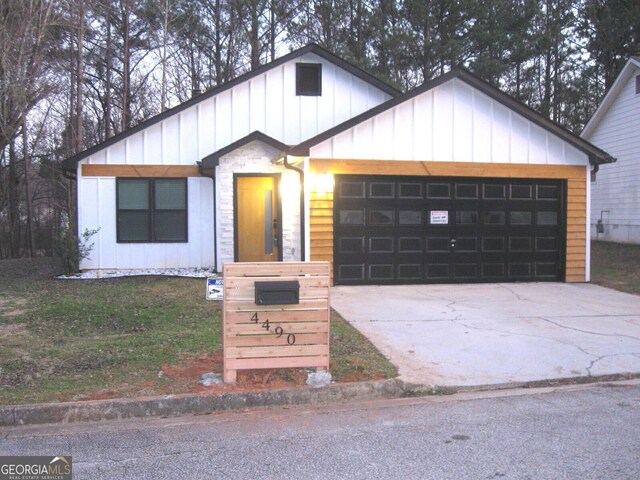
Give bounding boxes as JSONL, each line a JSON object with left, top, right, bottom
{"left": 0, "top": 379, "right": 405, "bottom": 427}
{"left": 2, "top": 373, "right": 639, "bottom": 427}
{"left": 398, "top": 372, "right": 640, "bottom": 396}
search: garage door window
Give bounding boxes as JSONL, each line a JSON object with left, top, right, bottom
{"left": 427, "top": 184, "right": 450, "bottom": 198}
{"left": 399, "top": 210, "right": 422, "bottom": 225}
{"left": 456, "top": 211, "right": 478, "bottom": 224}
{"left": 484, "top": 211, "right": 505, "bottom": 225}
{"left": 537, "top": 211, "right": 558, "bottom": 225}
{"left": 511, "top": 211, "right": 532, "bottom": 225}
{"left": 340, "top": 210, "right": 364, "bottom": 225}
{"left": 511, "top": 185, "right": 533, "bottom": 199}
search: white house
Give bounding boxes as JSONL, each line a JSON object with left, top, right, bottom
{"left": 582, "top": 57, "right": 640, "bottom": 244}
{"left": 64, "top": 44, "right": 613, "bottom": 285}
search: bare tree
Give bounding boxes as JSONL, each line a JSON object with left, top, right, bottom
{"left": 0, "top": 0, "right": 56, "bottom": 151}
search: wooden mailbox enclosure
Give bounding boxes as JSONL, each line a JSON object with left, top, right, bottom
{"left": 223, "top": 262, "right": 331, "bottom": 383}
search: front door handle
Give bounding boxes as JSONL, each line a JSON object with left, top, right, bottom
{"left": 273, "top": 218, "right": 278, "bottom": 243}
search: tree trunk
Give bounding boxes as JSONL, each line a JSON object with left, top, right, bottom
{"left": 8, "top": 139, "right": 20, "bottom": 257}
{"left": 269, "top": 0, "right": 276, "bottom": 62}
{"left": 105, "top": 3, "right": 113, "bottom": 139}
{"left": 250, "top": 3, "right": 261, "bottom": 69}
{"left": 160, "top": 0, "right": 169, "bottom": 111}
{"left": 75, "top": 0, "right": 85, "bottom": 154}
{"left": 22, "top": 119, "right": 35, "bottom": 257}
{"left": 122, "top": 0, "right": 132, "bottom": 131}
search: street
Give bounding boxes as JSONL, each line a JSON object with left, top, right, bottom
{"left": 2, "top": 381, "right": 640, "bottom": 479}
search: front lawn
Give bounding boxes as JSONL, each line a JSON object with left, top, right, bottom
{"left": 0, "top": 262, "right": 396, "bottom": 405}
{"left": 591, "top": 241, "right": 640, "bottom": 295}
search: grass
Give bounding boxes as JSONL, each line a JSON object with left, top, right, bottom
{"left": 0, "top": 268, "right": 397, "bottom": 406}
{"left": 590, "top": 241, "right": 640, "bottom": 295}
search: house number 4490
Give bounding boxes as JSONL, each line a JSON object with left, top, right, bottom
{"left": 251, "top": 313, "right": 296, "bottom": 345}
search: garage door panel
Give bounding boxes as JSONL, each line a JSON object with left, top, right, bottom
{"left": 334, "top": 175, "right": 565, "bottom": 285}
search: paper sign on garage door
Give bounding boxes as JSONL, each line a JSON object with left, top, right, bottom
{"left": 430, "top": 210, "right": 449, "bottom": 224}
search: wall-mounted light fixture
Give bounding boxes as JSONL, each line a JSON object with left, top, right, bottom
{"left": 311, "top": 173, "right": 334, "bottom": 195}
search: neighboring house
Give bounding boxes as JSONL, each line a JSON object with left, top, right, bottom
{"left": 63, "top": 44, "right": 613, "bottom": 285}
{"left": 582, "top": 57, "right": 640, "bottom": 244}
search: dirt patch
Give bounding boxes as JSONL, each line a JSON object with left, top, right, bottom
{"left": 0, "top": 298, "right": 27, "bottom": 318}
{"left": 160, "top": 352, "right": 308, "bottom": 393}
{"left": 68, "top": 353, "right": 310, "bottom": 402}
{"left": 0, "top": 323, "right": 28, "bottom": 336}
{"left": 161, "top": 353, "right": 223, "bottom": 379}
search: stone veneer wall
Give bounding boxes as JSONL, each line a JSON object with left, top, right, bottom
{"left": 215, "top": 140, "right": 301, "bottom": 267}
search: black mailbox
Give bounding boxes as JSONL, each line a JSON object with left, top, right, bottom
{"left": 255, "top": 280, "right": 300, "bottom": 305}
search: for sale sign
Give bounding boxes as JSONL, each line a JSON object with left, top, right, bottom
{"left": 430, "top": 210, "right": 449, "bottom": 224}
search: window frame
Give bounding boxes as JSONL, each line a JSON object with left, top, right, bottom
{"left": 116, "top": 177, "right": 188, "bottom": 244}
{"left": 296, "top": 63, "right": 322, "bottom": 96}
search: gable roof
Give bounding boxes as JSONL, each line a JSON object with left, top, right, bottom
{"left": 62, "top": 44, "right": 400, "bottom": 171}
{"left": 201, "top": 131, "right": 289, "bottom": 168}
{"left": 291, "top": 67, "right": 614, "bottom": 165}
{"left": 582, "top": 57, "right": 640, "bottom": 139}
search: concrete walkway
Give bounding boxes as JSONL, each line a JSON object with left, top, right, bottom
{"left": 331, "top": 283, "right": 640, "bottom": 387}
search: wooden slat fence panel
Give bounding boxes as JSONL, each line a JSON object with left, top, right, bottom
{"left": 223, "top": 262, "right": 331, "bottom": 383}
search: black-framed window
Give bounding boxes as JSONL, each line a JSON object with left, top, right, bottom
{"left": 117, "top": 178, "right": 187, "bottom": 243}
{"left": 296, "top": 63, "right": 322, "bottom": 96}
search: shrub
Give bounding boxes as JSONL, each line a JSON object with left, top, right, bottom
{"left": 54, "top": 227, "right": 100, "bottom": 275}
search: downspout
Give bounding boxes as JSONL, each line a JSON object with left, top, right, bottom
{"left": 282, "top": 154, "right": 306, "bottom": 261}
{"left": 198, "top": 162, "right": 218, "bottom": 272}
{"left": 62, "top": 167, "right": 78, "bottom": 238}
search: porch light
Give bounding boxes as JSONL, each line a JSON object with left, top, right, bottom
{"left": 312, "top": 173, "right": 334, "bottom": 195}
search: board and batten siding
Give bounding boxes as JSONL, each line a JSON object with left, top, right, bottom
{"left": 584, "top": 67, "right": 640, "bottom": 244}
{"left": 310, "top": 78, "right": 587, "bottom": 166}
{"left": 77, "top": 52, "right": 392, "bottom": 270}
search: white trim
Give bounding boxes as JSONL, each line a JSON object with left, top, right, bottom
{"left": 586, "top": 167, "right": 591, "bottom": 282}
{"left": 304, "top": 157, "right": 311, "bottom": 261}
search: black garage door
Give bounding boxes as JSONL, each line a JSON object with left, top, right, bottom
{"left": 334, "top": 175, "right": 565, "bottom": 285}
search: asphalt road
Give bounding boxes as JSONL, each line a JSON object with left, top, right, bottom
{"left": 2, "top": 381, "right": 640, "bottom": 479}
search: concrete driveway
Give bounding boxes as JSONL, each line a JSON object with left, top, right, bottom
{"left": 331, "top": 283, "right": 640, "bottom": 387}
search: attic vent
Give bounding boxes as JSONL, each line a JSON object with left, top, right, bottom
{"left": 296, "top": 63, "right": 322, "bottom": 96}
{"left": 636, "top": 74, "right": 640, "bottom": 94}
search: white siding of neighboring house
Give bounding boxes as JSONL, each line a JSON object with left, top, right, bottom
{"left": 77, "top": 52, "right": 391, "bottom": 270}
{"left": 310, "top": 78, "right": 588, "bottom": 166}
{"left": 584, "top": 67, "right": 640, "bottom": 244}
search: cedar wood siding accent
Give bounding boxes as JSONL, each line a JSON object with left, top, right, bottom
{"left": 82, "top": 165, "right": 202, "bottom": 177}
{"left": 309, "top": 190, "right": 335, "bottom": 281}
{"left": 309, "top": 159, "right": 587, "bottom": 283}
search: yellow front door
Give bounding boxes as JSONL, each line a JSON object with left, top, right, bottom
{"left": 236, "top": 176, "right": 280, "bottom": 262}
